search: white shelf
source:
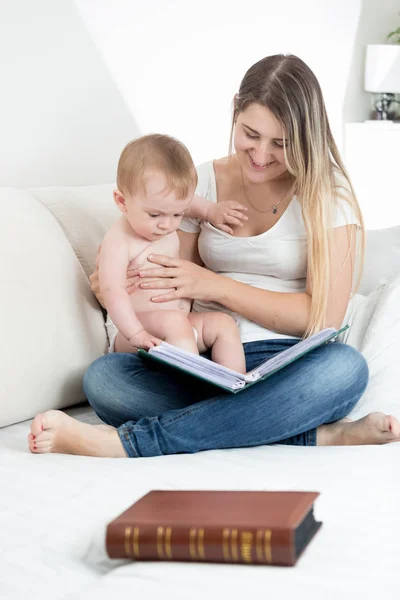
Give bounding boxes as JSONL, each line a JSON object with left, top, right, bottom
{"left": 344, "top": 122, "right": 400, "bottom": 229}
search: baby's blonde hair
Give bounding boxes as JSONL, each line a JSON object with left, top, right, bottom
{"left": 117, "top": 134, "right": 197, "bottom": 200}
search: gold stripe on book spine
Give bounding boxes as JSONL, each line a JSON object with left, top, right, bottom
{"left": 133, "top": 527, "right": 140, "bottom": 558}
{"left": 256, "top": 529, "right": 263, "bottom": 562}
{"left": 124, "top": 527, "right": 132, "bottom": 557}
{"left": 189, "top": 528, "right": 197, "bottom": 559}
{"left": 264, "top": 530, "right": 272, "bottom": 563}
{"left": 240, "top": 531, "right": 253, "bottom": 563}
{"left": 256, "top": 529, "right": 272, "bottom": 563}
{"left": 222, "top": 528, "right": 231, "bottom": 561}
{"left": 165, "top": 527, "right": 173, "bottom": 559}
{"left": 157, "top": 527, "right": 164, "bottom": 559}
{"left": 231, "top": 529, "right": 239, "bottom": 561}
{"left": 198, "top": 528, "right": 205, "bottom": 559}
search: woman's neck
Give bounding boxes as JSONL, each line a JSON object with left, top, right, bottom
{"left": 227, "top": 154, "right": 293, "bottom": 201}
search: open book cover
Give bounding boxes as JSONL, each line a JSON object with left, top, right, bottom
{"left": 138, "top": 325, "right": 349, "bottom": 394}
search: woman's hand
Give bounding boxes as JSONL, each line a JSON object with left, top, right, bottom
{"left": 89, "top": 246, "right": 105, "bottom": 308}
{"left": 128, "top": 255, "right": 223, "bottom": 304}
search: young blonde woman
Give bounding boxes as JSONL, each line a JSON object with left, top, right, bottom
{"left": 28, "top": 54, "right": 400, "bottom": 457}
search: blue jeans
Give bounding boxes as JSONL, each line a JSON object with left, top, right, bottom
{"left": 83, "top": 339, "right": 368, "bottom": 457}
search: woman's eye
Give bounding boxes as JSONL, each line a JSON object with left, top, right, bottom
{"left": 245, "top": 132, "right": 259, "bottom": 140}
{"left": 148, "top": 214, "right": 159, "bottom": 218}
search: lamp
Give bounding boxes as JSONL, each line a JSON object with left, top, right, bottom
{"left": 364, "top": 44, "right": 400, "bottom": 120}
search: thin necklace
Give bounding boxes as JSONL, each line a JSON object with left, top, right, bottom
{"left": 240, "top": 167, "right": 288, "bottom": 214}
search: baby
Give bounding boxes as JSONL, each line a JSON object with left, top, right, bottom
{"left": 99, "top": 134, "right": 246, "bottom": 373}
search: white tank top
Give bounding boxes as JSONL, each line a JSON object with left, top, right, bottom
{"left": 179, "top": 161, "right": 359, "bottom": 344}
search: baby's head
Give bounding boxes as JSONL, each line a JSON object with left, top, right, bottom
{"left": 114, "top": 134, "right": 197, "bottom": 241}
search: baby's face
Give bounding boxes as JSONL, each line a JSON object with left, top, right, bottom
{"left": 125, "top": 172, "right": 193, "bottom": 242}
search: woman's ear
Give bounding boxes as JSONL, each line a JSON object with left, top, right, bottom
{"left": 113, "top": 189, "right": 127, "bottom": 213}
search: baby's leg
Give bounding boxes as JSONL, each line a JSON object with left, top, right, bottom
{"left": 189, "top": 312, "right": 246, "bottom": 373}
{"left": 136, "top": 311, "right": 199, "bottom": 354}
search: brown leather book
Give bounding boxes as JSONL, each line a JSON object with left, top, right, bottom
{"left": 106, "top": 490, "right": 322, "bottom": 566}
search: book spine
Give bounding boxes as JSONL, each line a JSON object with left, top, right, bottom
{"left": 106, "top": 524, "right": 295, "bottom": 566}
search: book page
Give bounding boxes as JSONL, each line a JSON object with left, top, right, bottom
{"left": 149, "top": 343, "right": 247, "bottom": 389}
{"left": 148, "top": 326, "right": 348, "bottom": 390}
{"left": 244, "top": 327, "right": 344, "bottom": 382}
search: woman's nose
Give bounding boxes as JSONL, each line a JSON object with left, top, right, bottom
{"left": 252, "top": 142, "right": 271, "bottom": 165}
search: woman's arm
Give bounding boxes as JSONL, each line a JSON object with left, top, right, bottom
{"left": 135, "top": 225, "right": 357, "bottom": 337}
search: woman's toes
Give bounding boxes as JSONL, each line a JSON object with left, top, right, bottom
{"left": 34, "top": 442, "right": 52, "bottom": 453}
{"left": 29, "top": 416, "right": 54, "bottom": 453}
{"left": 31, "top": 413, "right": 45, "bottom": 437}
{"left": 386, "top": 415, "right": 400, "bottom": 437}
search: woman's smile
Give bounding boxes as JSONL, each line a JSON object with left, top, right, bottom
{"left": 248, "top": 153, "right": 277, "bottom": 171}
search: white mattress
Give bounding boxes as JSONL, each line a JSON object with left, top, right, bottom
{"left": 1, "top": 404, "right": 399, "bottom": 600}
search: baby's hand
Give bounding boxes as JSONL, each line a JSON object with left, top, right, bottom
{"left": 205, "top": 201, "right": 248, "bottom": 234}
{"left": 128, "top": 330, "right": 163, "bottom": 350}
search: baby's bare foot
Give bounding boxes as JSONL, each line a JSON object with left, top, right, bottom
{"left": 317, "top": 412, "right": 400, "bottom": 446}
{"left": 27, "top": 410, "right": 127, "bottom": 457}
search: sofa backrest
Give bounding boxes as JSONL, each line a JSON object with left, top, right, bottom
{"left": 0, "top": 182, "right": 399, "bottom": 427}
{"left": 29, "top": 183, "right": 118, "bottom": 279}
{"left": 30, "top": 183, "right": 400, "bottom": 297}
{"left": 359, "top": 226, "right": 400, "bottom": 296}
{"left": 0, "top": 187, "right": 109, "bottom": 427}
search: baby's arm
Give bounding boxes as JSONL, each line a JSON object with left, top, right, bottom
{"left": 99, "top": 232, "right": 161, "bottom": 349}
{"left": 185, "top": 194, "right": 248, "bottom": 234}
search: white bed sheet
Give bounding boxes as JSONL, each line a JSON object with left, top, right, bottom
{"left": 0, "top": 404, "right": 399, "bottom": 600}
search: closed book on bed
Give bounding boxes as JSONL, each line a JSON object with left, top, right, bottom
{"left": 106, "top": 490, "right": 322, "bottom": 566}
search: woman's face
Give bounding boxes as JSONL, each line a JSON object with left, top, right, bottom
{"left": 234, "top": 103, "right": 289, "bottom": 184}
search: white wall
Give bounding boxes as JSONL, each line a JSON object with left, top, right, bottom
{"left": 0, "top": 0, "right": 139, "bottom": 188}
{"left": 1, "top": 0, "right": 398, "bottom": 218}
{"left": 343, "top": 0, "right": 400, "bottom": 124}
{"left": 75, "top": 0, "right": 362, "bottom": 164}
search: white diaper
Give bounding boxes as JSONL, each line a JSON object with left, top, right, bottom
{"left": 105, "top": 314, "right": 119, "bottom": 353}
{"left": 105, "top": 314, "right": 198, "bottom": 353}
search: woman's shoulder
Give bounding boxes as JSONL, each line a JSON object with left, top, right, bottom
{"left": 195, "top": 160, "right": 217, "bottom": 202}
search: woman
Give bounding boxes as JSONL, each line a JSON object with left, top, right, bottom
{"left": 28, "top": 54, "right": 400, "bottom": 456}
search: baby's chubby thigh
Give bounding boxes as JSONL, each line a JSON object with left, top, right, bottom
{"left": 188, "top": 311, "right": 240, "bottom": 352}
{"left": 189, "top": 311, "right": 245, "bottom": 372}
{"left": 138, "top": 310, "right": 199, "bottom": 354}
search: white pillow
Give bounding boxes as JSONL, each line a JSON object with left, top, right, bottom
{"left": 344, "top": 273, "right": 400, "bottom": 420}
{"left": 29, "top": 183, "right": 119, "bottom": 279}
{"left": 359, "top": 226, "right": 400, "bottom": 296}
{"left": 0, "top": 188, "right": 107, "bottom": 427}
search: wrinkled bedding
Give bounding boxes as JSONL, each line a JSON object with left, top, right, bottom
{"left": 0, "top": 405, "right": 399, "bottom": 600}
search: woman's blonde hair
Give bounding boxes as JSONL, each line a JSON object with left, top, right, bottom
{"left": 117, "top": 134, "right": 197, "bottom": 200}
{"left": 230, "top": 54, "right": 365, "bottom": 336}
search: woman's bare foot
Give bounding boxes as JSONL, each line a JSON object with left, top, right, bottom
{"left": 317, "top": 412, "right": 400, "bottom": 446}
{"left": 27, "top": 410, "right": 127, "bottom": 457}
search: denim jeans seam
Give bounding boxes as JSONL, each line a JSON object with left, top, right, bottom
{"left": 118, "top": 425, "right": 139, "bottom": 457}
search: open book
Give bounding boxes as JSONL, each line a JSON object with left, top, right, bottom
{"left": 138, "top": 325, "right": 349, "bottom": 394}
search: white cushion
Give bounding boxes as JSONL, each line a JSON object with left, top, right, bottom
{"left": 358, "top": 225, "right": 400, "bottom": 296}
{"left": 29, "top": 183, "right": 119, "bottom": 279}
{"left": 0, "top": 188, "right": 107, "bottom": 427}
{"left": 343, "top": 272, "right": 400, "bottom": 420}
